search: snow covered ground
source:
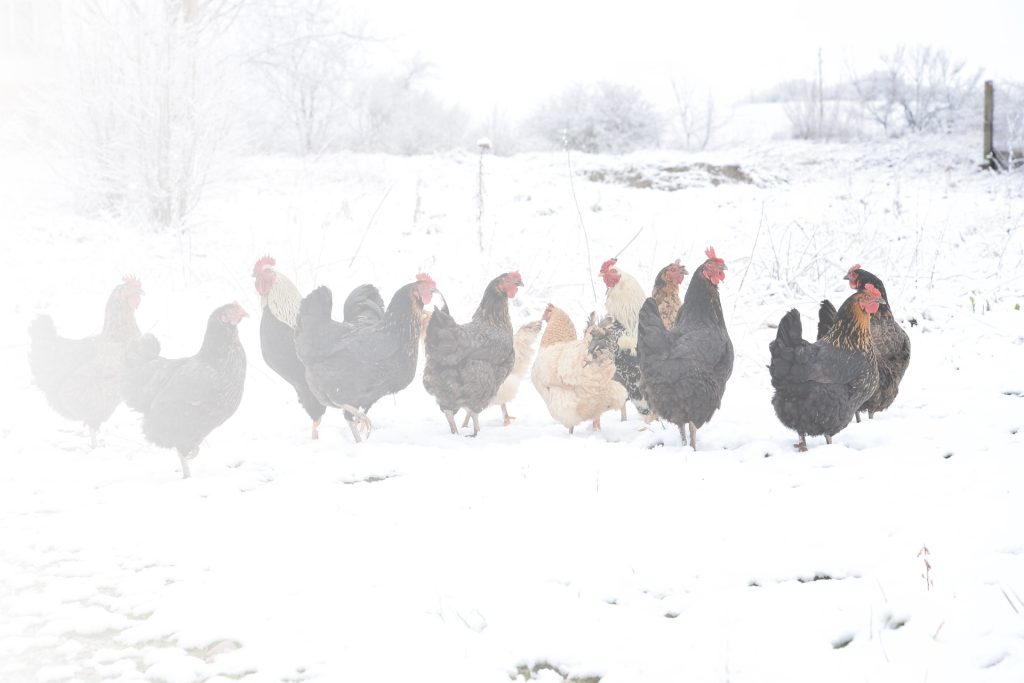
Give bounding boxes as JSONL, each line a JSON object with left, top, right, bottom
{"left": 2, "top": 133, "right": 1024, "bottom": 683}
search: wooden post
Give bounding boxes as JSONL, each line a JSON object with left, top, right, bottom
{"left": 983, "top": 80, "right": 995, "bottom": 169}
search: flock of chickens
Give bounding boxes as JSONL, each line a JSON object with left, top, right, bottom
{"left": 27, "top": 251, "right": 911, "bottom": 478}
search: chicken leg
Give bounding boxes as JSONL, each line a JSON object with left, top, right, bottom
{"left": 688, "top": 422, "right": 697, "bottom": 451}
{"left": 340, "top": 404, "right": 372, "bottom": 442}
{"left": 466, "top": 411, "right": 481, "bottom": 437}
{"left": 592, "top": 416, "right": 602, "bottom": 431}
{"left": 678, "top": 424, "right": 687, "bottom": 446}
{"left": 501, "top": 404, "right": 515, "bottom": 426}
{"left": 178, "top": 447, "right": 198, "bottom": 479}
{"left": 460, "top": 411, "right": 471, "bottom": 429}
{"left": 794, "top": 433, "right": 808, "bottom": 452}
{"left": 825, "top": 434, "right": 833, "bottom": 445}
{"left": 444, "top": 410, "right": 459, "bottom": 435}
{"left": 311, "top": 418, "right": 321, "bottom": 440}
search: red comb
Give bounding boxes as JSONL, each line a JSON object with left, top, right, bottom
{"left": 705, "top": 246, "right": 722, "bottom": 262}
{"left": 599, "top": 258, "right": 617, "bottom": 273}
{"left": 252, "top": 255, "right": 276, "bottom": 276}
{"left": 416, "top": 272, "right": 436, "bottom": 287}
{"left": 122, "top": 275, "right": 142, "bottom": 289}
{"left": 863, "top": 283, "right": 882, "bottom": 299}
{"left": 509, "top": 270, "right": 523, "bottom": 281}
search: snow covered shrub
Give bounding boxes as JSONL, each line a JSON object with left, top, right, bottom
{"left": 781, "top": 80, "right": 862, "bottom": 141}
{"left": 348, "top": 70, "right": 470, "bottom": 155}
{"left": 243, "top": 0, "right": 367, "bottom": 155}
{"left": 54, "top": 0, "right": 242, "bottom": 229}
{"left": 526, "top": 82, "right": 663, "bottom": 153}
{"left": 852, "top": 45, "right": 981, "bottom": 136}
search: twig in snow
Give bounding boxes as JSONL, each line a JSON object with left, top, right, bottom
{"left": 348, "top": 183, "right": 396, "bottom": 269}
{"left": 732, "top": 201, "right": 765, "bottom": 313}
{"left": 918, "top": 545, "right": 933, "bottom": 591}
{"left": 613, "top": 227, "right": 645, "bottom": 260}
{"left": 565, "top": 142, "right": 598, "bottom": 304}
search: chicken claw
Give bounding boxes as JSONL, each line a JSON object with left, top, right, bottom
{"left": 340, "top": 404, "right": 372, "bottom": 442}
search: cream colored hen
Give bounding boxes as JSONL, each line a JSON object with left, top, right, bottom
{"left": 531, "top": 304, "right": 627, "bottom": 433}
{"left": 461, "top": 320, "right": 543, "bottom": 427}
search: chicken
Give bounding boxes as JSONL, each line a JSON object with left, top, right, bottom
{"left": 531, "top": 305, "right": 627, "bottom": 433}
{"left": 423, "top": 271, "right": 523, "bottom": 436}
{"left": 599, "top": 258, "right": 650, "bottom": 419}
{"left": 461, "top": 320, "right": 543, "bottom": 428}
{"left": 638, "top": 248, "right": 733, "bottom": 449}
{"left": 652, "top": 259, "right": 688, "bottom": 330}
{"left": 769, "top": 284, "right": 884, "bottom": 451}
{"left": 29, "top": 276, "right": 143, "bottom": 447}
{"left": 824, "top": 265, "right": 911, "bottom": 421}
{"left": 123, "top": 302, "right": 248, "bottom": 478}
{"left": 252, "top": 256, "right": 326, "bottom": 439}
{"left": 294, "top": 274, "right": 435, "bottom": 443}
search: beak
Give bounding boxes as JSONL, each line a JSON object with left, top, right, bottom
{"left": 720, "top": 264, "right": 728, "bottom": 271}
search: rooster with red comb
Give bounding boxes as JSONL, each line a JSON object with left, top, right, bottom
{"left": 253, "top": 256, "right": 326, "bottom": 439}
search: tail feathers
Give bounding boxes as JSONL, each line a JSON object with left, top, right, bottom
{"left": 816, "top": 300, "right": 837, "bottom": 341}
{"left": 29, "top": 315, "right": 57, "bottom": 344}
{"left": 776, "top": 309, "right": 804, "bottom": 348}
{"left": 342, "top": 284, "right": 385, "bottom": 325}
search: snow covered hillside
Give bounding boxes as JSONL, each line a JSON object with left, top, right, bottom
{"left": 2, "top": 133, "right": 1024, "bottom": 683}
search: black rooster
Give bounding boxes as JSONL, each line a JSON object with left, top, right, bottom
{"left": 818, "top": 265, "right": 912, "bottom": 421}
{"left": 253, "top": 256, "right": 326, "bottom": 439}
{"left": 638, "top": 248, "right": 733, "bottom": 449}
{"left": 423, "top": 272, "right": 522, "bottom": 436}
{"left": 123, "top": 302, "right": 248, "bottom": 478}
{"left": 294, "top": 275, "right": 435, "bottom": 443}
{"left": 770, "top": 285, "right": 884, "bottom": 451}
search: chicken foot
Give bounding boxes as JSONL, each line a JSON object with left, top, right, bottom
{"left": 178, "top": 447, "right": 198, "bottom": 479}
{"left": 444, "top": 410, "right": 459, "bottom": 435}
{"left": 340, "top": 404, "right": 372, "bottom": 442}
{"left": 794, "top": 433, "right": 808, "bottom": 452}
{"left": 311, "top": 418, "right": 321, "bottom": 441}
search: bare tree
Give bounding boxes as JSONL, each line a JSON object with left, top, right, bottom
{"left": 852, "top": 45, "right": 981, "bottom": 136}
{"left": 244, "top": 0, "right": 371, "bottom": 154}
{"left": 669, "top": 79, "right": 722, "bottom": 150}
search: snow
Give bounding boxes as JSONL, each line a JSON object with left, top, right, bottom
{"left": 2, "top": 132, "right": 1024, "bottom": 683}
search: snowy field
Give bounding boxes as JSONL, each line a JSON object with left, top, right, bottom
{"left": 2, "top": 133, "right": 1024, "bottom": 682}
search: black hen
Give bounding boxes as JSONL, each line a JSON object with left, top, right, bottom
{"left": 29, "top": 277, "right": 143, "bottom": 447}
{"left": 423, "top": 271, "right": 522, "bottom": 436}
{"left": 124, "top": 302, "right": 248, "bottom": 478}
{"left": 769, "top": 286, "right": 883, "bottom": 451}
{"left": 253, "top": 256, "right": 326, "bottom": 439}
{"left": 818, "top": 267, "right": 912, "bottom": 421}
{"left": 638, "top": 248, "right": 733, "bottom": 449}
{"left": 294, "top": 275, "right": 434, "bottom": 443}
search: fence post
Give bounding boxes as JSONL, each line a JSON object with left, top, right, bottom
{"left": 983, "top": 80, "right": 995, "bottom": 169}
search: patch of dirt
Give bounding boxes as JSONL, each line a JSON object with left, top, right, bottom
{"left": 584, "top": 162, "right": 763, "bottom": 191}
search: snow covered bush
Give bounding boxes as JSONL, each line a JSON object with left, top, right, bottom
{"left": 526, "top": 82, "right": 663, "bottom": 153}
{"left": 52, "top": 0, "right": 243, "bottom": 229}
{"left": 852, "top": 45, "right": 981, "bottom": 136}
{"left": 243, "top": 0, "right": 368, "bottom": 155}
{"left": 347, "top": 68, "right": 470, "bottom": 155}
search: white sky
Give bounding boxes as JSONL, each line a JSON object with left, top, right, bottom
{"left": 354, "top": 0, "right": 1024, "bottom": 117}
